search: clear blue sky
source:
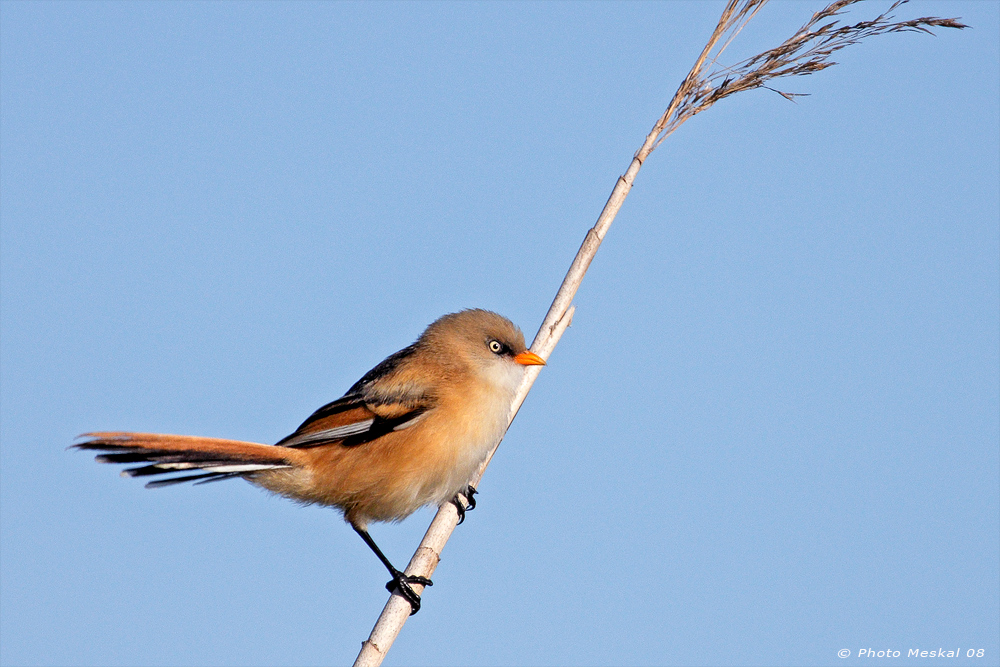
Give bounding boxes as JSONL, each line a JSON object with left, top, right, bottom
{"left": 2, "top": 2, "right": 997, "bottom": 666}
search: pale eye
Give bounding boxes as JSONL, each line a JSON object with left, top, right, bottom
{"left": 488, "top": 340, "right": 503, "bottom": 354}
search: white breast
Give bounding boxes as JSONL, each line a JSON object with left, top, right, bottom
{"left": 419, "top": 360, "right": 523, "bottom": 508}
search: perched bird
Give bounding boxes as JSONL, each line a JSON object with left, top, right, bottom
{"left": 75, "top": 309, "right": 545, "bottom": 613}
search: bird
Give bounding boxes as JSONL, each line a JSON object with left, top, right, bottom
{"left": 74, "top": 309, "right": 545, "bottom": 614}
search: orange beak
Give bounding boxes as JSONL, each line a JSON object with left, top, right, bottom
{"left": 513, "top": 350, "right": 546, "bottom": 366}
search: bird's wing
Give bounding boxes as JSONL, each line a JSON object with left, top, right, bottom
{"left": 275, "top": 344, "right": 436, "bottom": 449}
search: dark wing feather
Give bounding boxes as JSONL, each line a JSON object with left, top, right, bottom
{"left": 274, "top": 343, "right": 435, "bottom": 449}
{"left": 346, "top": 344, "right": 420, "bottom": 394}
{"left": 274, "top": 398, "right": 431, "bottom": 449}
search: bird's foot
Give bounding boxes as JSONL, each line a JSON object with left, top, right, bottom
{"left": 385, "top": 570, "right": 433, "bottom": 615}
{"left": 450, "top": 485, "right": 478, "bottom": 525}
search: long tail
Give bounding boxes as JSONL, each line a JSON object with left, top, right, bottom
{"left": 74, "top": 432, "right": 307, "bottom": 488}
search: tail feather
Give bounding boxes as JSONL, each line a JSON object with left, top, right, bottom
{"left": 119, "top": 462, "right": 287, "bottom": 477}
{"left": 74, "top": 432, "right": 306, "bottom": 488}
{"left": 146, "top": 472, "right": 247, "bottom": 488}
{"left": 191, "top": 472, "right": 247, "bottom": 486}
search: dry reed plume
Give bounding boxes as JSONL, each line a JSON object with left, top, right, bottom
{"left": 650, "top": 0, "right": 967, "bottom": 149}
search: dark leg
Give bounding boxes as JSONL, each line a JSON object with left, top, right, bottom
{"left": 450, "top": 485, "right": 478, "bottom": 525}
{"left": 352, "top": 525, "right": 432, "bottom": 615}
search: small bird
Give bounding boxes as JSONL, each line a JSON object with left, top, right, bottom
{"left": 75, "top": 309, "right": 545, "bottom": 613}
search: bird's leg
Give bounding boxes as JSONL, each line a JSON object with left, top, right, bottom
{"left": 352, "top": 525, "right": 432, "bottom": 615}
{"left": 450, "top": 484, "right": 478, "bottom": 525}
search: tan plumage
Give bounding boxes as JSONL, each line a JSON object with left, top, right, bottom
{"left": 75, "top": 309, "right": 545, "bottom": 613}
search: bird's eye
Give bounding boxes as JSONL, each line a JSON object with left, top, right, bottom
{"left": 488, "top": 340, "right": 503, "bottom": 354}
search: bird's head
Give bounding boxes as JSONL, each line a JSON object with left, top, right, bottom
{"left": 419, "top": 309, "right": 545, "bottom": 393}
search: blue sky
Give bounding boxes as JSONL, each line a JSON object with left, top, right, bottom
{"left": 1, "top": 2, "right": 997, "bottom": 666}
